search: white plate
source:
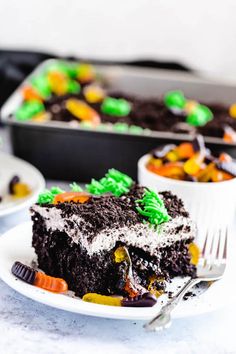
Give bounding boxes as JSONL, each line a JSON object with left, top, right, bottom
{"left": 0, "top": 152, "right": 45, "bottom": 217}
{"left": 0, "top": 222, "right": 234, "bottom": 321}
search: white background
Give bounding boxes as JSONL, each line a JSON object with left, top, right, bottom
{"left": 0, "top": 0, "right": 236, "bottom": 82}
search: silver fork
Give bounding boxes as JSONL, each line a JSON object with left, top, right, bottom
{"left": 144, "top": 228, "right": 228, "bottom": 331}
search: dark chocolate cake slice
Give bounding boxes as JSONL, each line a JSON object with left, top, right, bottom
{"left": 31, "top": 170, "right": 197, "bottom": 299}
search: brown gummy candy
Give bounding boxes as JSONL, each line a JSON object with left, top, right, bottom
{"left": 122, "top": 292, "right": 157, "bottom": 307}
{"left": 11, "top": 261, "right": 36, "bottom": 284}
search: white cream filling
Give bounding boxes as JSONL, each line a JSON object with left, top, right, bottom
{"left": 32, "top": 205, "right": 196, "bottom": 256}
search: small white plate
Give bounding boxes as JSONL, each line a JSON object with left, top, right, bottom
{"left": 0, "top": 152, "right": 45, "bottom": 217}
{"left": 0, "top": 222, "right": 234, "bottom": 321}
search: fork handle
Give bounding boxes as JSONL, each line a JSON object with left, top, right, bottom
{"left": 144, "top": 278, "right": 200, "bottom": 331}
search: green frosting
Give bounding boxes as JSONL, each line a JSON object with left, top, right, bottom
{"left": 37, "top": 186, "right": 65, "bottom": 204}
{"left": 186, "top": 104, "right": 213, "bottom": 127}
{"left": 70, "top": 182, "right": 83, "bottom": 192}
{"left": 136, "top": 189, "right": 170, "bottom": 226}
{"left": 86, "top": 169, "right": 133, "bottom": 197}
{"left": 164, "top": 90, "right": 186, "bottom": 110}
{"left": 101, "top": 97, "right": 131, "bottom": 117}
{"left": 15, "top": 101, "right": 45, "bottom": 121}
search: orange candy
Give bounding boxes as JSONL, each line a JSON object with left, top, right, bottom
{"left": 48, "top": 71, "right": 68, "bottom": 95}
{"left": 124, "top": 277, "right": 139, "bottom": 298}
{"left": 219, "top": 152, "right": 232, "bottom": 163}
{"left": 22, "top": 86, "right": 42, "bottom": 102}
{"left": 66, "top": 98, "right": 101, "bottom": 126}
{"left": 183, "top": 153, "right": 204, "bottom": 175}
{"left": 176, "top": 142, "right": 194, "bottom": 159}
{"left": 188, "top": 243, "right": 200, "bottom": 265}
{"left": 211, "top": 169, "right": 233, "bottom": 182}
{"left": 153, "top": 162, "right": 185, "bottom": 180}
{"left": 34, "top": 272, "right": 68, "bottom": 293}
{"left": 53, "top": 192, "right": 90, "bottom": 204}
{"left": 223, "top": 126, "right": 236, "bottom": 143}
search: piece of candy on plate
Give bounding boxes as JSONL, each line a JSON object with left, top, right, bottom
{"left": 53, "top": 192, "right": 90, "bottom": 204}
{"left": 229, "top": 103, "right": 236, "bottom": 118}
{"left": 66, "top": 98, "right": 101, "bottom": 125}
{"left": 34, "top": 272, "right": 68, "bottom": 293}
{"left": 114, "top": 246, "right": 130, "bottom": 263}
{"left": 101, "top": 97, "right": 131, "bottom": 117}
{"left": 12, "top": 182, "right": 31, "bottom": 198}
{"left": 15, "top": 101, "right": 45, "bottom": 121}
{"left": 188, "top": 243, "right": 200, "bottom": 265}
{"left": 83, "top": 85, "right": 105, "bottom": 103}
{"left": 82, "top": 293, "right": 122, "bottom": 306}
{"left": 11, "top": 261, "right": 36, "bottom": 284}
{"left": 121, "top": 292, "right": 157, "bottom": 307}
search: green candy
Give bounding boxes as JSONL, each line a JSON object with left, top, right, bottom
{"left": 186, "top": 104, "right": 213, "bottom": 127}
{"left": 67, "top": 80, "right": 81, "bottom": 94}
{"left": 101, "top": 97, "right": 131, "bottom": 117}
{"left": 15, "top": 101, "right": 45, "bottom": 121}
{"left": 136, "top": 189, "right": 171, "bottom": 226}
{"left": 46, "top": 62, "right": 78, "bottom": 79}
{"left": 164, "top": 90, "right": 186, "bottom": 110}
{"left": 31, "top": 75, "right": 51, "bottom": 98}
{"left": 113, "top": 122, "right": 130, "bottom": 133}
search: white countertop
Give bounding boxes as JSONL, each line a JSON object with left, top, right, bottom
{"left": 0, "top": 127, "right": 235, "bottom": 354}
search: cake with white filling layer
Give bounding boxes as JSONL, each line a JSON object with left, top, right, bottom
{"left": 31, "top": 170, "right": 197, "bottom": 298}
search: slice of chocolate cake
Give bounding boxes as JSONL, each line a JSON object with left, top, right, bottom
{"left": 31, "top": 170, "right": 197, "bottom": 299}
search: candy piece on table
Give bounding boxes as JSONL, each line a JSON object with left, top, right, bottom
{"left": 11, "top": 261, "right": 36, "bottom": 284}
{"left": 183, "top": 153, "right": 204, "bottom": 175}
{"left": 9, "top": 175, "right": 20, "bottom": 194}
{"left": 15, "top": 101, "right": 45, "bottom": 121}
{"left": 164, "top": 90, "right": 186, "bottom": 112}
{"left": 186, "top": 104, "right": 213, "bottom": 127}
{"left": 12, "top": 182, "right": 31, "bottom": 198}
{"left": 152, "top": 144, "right": 176, "bottom": 159}
{"left": 223, "top": 125, "right": 236, "bottom": 143}
{"left": 66, "top": 98, "right": 101, "bottom": 126}
{"left": 53, "top": 191, "right": 90, "bottom": 204}
{"left": 82, "top": 293, "right": 122, "bottom": 306}
{"left": 83, "top": 85, "right": 105, "bottom": 103}
{"left": 211, "top": 168, "right": 233, "bottom": 182}
{"left": 196, "top": 162, "right": 215, "bottom": 182}
{"left": 76, "top": 63, "right": 96, "bottom": 83}
{"left": 31, "top": 75, "right": 51, "bottom": 99}
{"left": 176, "top": 142, "right": 195, "bottom": 159}
{"left": 188, "top": 243, "right": 200, "bottom": 265}
{"left": 101, "top": 97, "right": 131, "bottom": 117}
{"left": 219, "top": 153, "right": 232, "bottom": 163}
{"left": 22, "top": 86, "right": 43, "bottom": 102}
{"left": 11, "top": 261, "right": 68, "bottom": 293}
{"left": 121, "top": 292, "right": 157, "bottom": 307}
{"left": 229, "top": 103, "right": 236, "bottom": 119}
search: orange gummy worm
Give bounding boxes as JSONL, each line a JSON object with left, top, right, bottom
{"left": 34, "top": 272, "right": 68, "bottom": 293}
{"left": 53, "top": 192, "right": 90, "bottom": 204}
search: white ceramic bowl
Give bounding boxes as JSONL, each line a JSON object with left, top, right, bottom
{"left": 138, "top": 154, "right": 236, "bottom": 228}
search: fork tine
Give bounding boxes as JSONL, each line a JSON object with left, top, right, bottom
{"left": 202, "top": 230, "right": 208, "bottom": 256}
{"left": 216, "top": 229, "right": 221, "bottom": 259}
{"left": 223, "top": 229, "right": 228, "bottom": 259}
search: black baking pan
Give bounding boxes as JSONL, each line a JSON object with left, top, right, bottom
{"left": 2, "top": 59, "right": 236, "bottom": 181}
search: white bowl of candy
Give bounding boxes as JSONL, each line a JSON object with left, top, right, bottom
{"left": 138, "top": 135, "right": 236, "bottom": 228}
